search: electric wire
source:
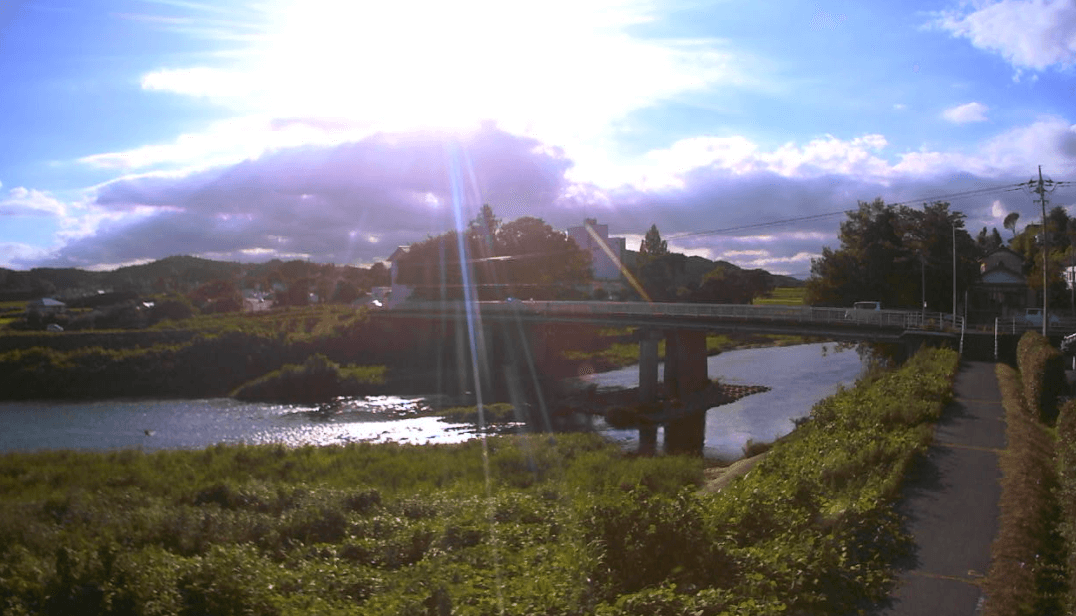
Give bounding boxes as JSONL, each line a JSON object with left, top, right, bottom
{"left": 668, "top": 181, "right": 1032, "bottom": 240}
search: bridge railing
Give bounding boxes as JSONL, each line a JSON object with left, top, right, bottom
{"left": 392, "top": 300, "right": 964, "bottom": 332}
{"left": 984, "top": 315, "right": 1076, "bottom": 336}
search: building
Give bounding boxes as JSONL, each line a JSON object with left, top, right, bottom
{"left": 379, "top": 246, "right": 414, "bottom": 307}
{"left": 970, "top": 246, "right": 1035, "bottom": 321}
{"left": 567, "top": 219, "right": 627, "bottom": 282}
{"left": 25, "top": 298, "right": 66, "bottom": 315}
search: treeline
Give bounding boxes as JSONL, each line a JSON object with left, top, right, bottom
{"left": 807, "top": 199, "right": 981, "bottom": 311}
{"left": 394, "top": 205, "right": 593, "bottom": 300}
{"left": 0, "top": 347, "right": 958, "bottom": 615}
{"left": 0, "top": 308, "right": 409, "bottom": 400}
{"left": 808, "top": 197, "right": 1076, "bottom": 315}
{"left": 1, "top": 255, "right": 390, "bottom": 309}
{"left": 0, "top": 306, "right": 625, "bottom": 401}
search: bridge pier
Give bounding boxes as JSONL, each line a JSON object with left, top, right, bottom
{"left": 663, "top": 330, "right": 708, "bottom": 456}
{"left": 637, "top": 329, "right": 661, "bottom": 455}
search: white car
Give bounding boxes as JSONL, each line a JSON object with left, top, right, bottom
{"left": 845, "top": 301, "right": 882, "bottom": 322}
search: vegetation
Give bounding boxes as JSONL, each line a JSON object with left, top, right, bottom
{"left": 1057, "top": 399, "right": 1076, "bottom": 615}
{"left": 628, "top": 225, "right": 791, "bottom": 304}
{"left": 395, "top": 205, "right": 593, "bottom": 300}
{"left": 0, "top": 347, "right": 958, "bottom": 615}
{"left": 231, "top": 354, "right": 387, "bottom": 403}
{"left": 1008, "top": 205, "right": 1076, "bottom": 313}
{"left": 562, "top": 329, "right": 815, "bottom": 372}
{"left": 807, "top": 199, "right": 980, "bottom": 311}
{"left": 752, "top": 286, "right": 807, "bottom": 306}
{"left": 983, "top": 332, "right": 1067, "bottom": 616}
{"left": 0, "top": 255, "right": 390, "bottom": 307}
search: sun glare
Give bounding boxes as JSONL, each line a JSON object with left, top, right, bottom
{"left": 231, "top": 0, "right": 715, "bottom": 139}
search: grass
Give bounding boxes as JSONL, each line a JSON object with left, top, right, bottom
{"left": 0, "top": 347, "right": 960, "bottom": 616}
{"left": 983, "top": 363, "right": 1065, "bottom": 616}
{"left": 565, "top": 331, "right": 819, "bottom": 371}
{"left": 752, "top": 286, "right": 807, "bottom": 306}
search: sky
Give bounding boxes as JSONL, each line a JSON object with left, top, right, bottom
{"left": 1, "top": 0, "right": 1075, "bottom": 278}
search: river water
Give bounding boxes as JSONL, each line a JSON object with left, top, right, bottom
{"left": 0, "top": 343, "right": 868, "bottom": 458}
{"left": 575, "top": 342, "right": 869, "bottom": 459}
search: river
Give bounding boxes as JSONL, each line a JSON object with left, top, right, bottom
{"left": 0, "top": 343, "right": 868, "bottom": 458}
{"left": 575, "top": 342, "right": 869, "bottom": 459}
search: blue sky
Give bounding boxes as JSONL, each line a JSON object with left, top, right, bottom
{"left": 2, "top": 0, "right": 1075, "bottom": 276}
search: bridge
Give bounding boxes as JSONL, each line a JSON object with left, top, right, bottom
{"left": 383, "top": 300, "right": 1073, "bottom": 456}
{"left": 393, "top": 300, "right": 968, "bottom": 341}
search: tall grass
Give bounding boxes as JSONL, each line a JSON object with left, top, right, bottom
{"left": 0, "top": 347, "right": 959, "bottom": 615}
{"left": 982, "top": 333, "right": 1067, "bottom": 616}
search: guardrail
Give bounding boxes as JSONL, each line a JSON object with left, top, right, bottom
{"left": 985, "top": 316, "right": 1076, "bottom": 336}
{"left": 392, "top": 300, "right": 965, "bottom": 333}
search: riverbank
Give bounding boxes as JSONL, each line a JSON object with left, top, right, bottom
{"left": 559, "top": 329, "right": 823, "bottom": 375}
{"left": 0, "top": 307, "right": 813, "bottom": 402}
{"left": 0, "top": 346, "right": 959, "bottom": 615}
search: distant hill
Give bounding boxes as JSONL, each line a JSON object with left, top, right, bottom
{"left": 1, "top": 252, "right": 801, "bottom": 303}
{"left": 0, "top": 256, "right": 390, "bottom": 303}
{"left": 622, "top": 250, "right": 804, "bottom": 291}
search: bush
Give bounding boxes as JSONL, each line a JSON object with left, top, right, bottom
{"left": 1017, "top": 331, "right": 1066, "bottom": 424}
{"left": 231, "top": 354, "right": 386, "bottom": 402}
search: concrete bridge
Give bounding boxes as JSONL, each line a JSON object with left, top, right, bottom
{"left": 385, "top": 300, "right": 973, "bottom": 455}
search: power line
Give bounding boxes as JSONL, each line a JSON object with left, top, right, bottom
{"left": 667, "top": 181, "right": 1030, "bottom": 240}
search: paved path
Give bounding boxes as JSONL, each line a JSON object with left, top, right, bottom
{"left": 874, "top": 361, "right": 1005, "bottom": 615}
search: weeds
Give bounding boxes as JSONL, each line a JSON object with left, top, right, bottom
{"left": 0, "top": 348, "right": 960, "bottom": 615}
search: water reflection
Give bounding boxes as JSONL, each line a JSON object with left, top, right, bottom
{"left": 575, "top": 343, "right": 868, "bottom": 460}
{"left": 0, "top": 344, "right": 866, "bottom": 457}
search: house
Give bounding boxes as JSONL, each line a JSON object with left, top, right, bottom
{"left": 380, "top": 247, "right": 414, "bottom": 307}
{"left": 970, "top": 247, "right": 1035, "bottom": 321}
{"left": 25, "top": 298, "right": 66, "bottom": 315}
{"left": 567, "top": 219, "right": 626, "bottom": 281}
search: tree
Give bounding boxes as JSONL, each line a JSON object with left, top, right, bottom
{"left": 1004, "top": 212, "right": 1020, "bottom": 240}
{"left": 639, "top": 224, "right": 668, "bottom": 258}
{"left": 692, "top": 265, "right": 773, "bottom": 304}
{"left": 976, "top": 227, "right": 1003, "bottom": 255}
{"left": 806, "top": 199, "right": 977, "bottom": 313}
{"left": 187, "top": 279, "right": 242, "bottom": 313}
{"left": 807, "top": 199, "right": 912, "bottom": 308}
{"left": 394, "top": 207, "right": 592, "bottom": 299}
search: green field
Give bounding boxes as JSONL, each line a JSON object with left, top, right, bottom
{"left": 752, "top": 286, "right": 807, "bottom": 306}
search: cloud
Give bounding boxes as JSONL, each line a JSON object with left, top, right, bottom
{"left": 0, "top": 243, "right": 53, "bottom": 270}
{"left": 38, "top": 114, "right": 1076, "bottom": 277}
{"left": 0, "top": 187, "right": 67, "bottom": 217}
{"left": 942, "top": 102, "right": 989, "bottom": 124}
{"left": 137, "top": 1, "right": 750, "bottom": 137}
{"left": 932, "top": 0, "right": 1076, "bottom": 73}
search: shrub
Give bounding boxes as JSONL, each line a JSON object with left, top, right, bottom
{"left": 1017, "top": 331, "right": 1066, "bottom": 424}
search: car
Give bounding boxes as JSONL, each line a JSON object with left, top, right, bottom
{"left": 845, "top": 301, "right": 882, "bottom": 322}
{"left": 1023, "top": 308, "right": 1059, "bottom": 327}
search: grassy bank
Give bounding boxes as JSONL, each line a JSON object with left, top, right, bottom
{"left": 562, "top": 330, "right": 821, "bottom": 372}
{"left": 983, "top": 332, "right": 1067, "bottom": 616}
{"left": 0, "top": 347, "right": 958, "bottom": 615}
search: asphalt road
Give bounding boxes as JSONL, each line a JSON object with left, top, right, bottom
{"left": 873, "top": 361, "right": 1005, "bottom": 616}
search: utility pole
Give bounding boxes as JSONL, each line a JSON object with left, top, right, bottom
{"left": 952, "top": 220, "right": 957, "bottom": 326}
{"left": 1029, "top": 165, "right": 1057, "bottom": 336}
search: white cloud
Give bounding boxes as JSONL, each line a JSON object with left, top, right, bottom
{"left": 0, "top": 243, "right": 52, "bottom": 269}
{"left": 942, "top": 102, "right": 989, "bottom": 123}
{"left": 933, "top": 0, "right": 1076, "bottom": 72}
{"left": 127, "top": 0, "right": 761, "bottom": 175}
{"left": 991, "top": 199, "right": 1008, "bottom": 218}
{"left": 0, "top": 187, "right": 67, "bottom": 217}
{"left": 79, "top": 116, "right": 375, "bottom": 171}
